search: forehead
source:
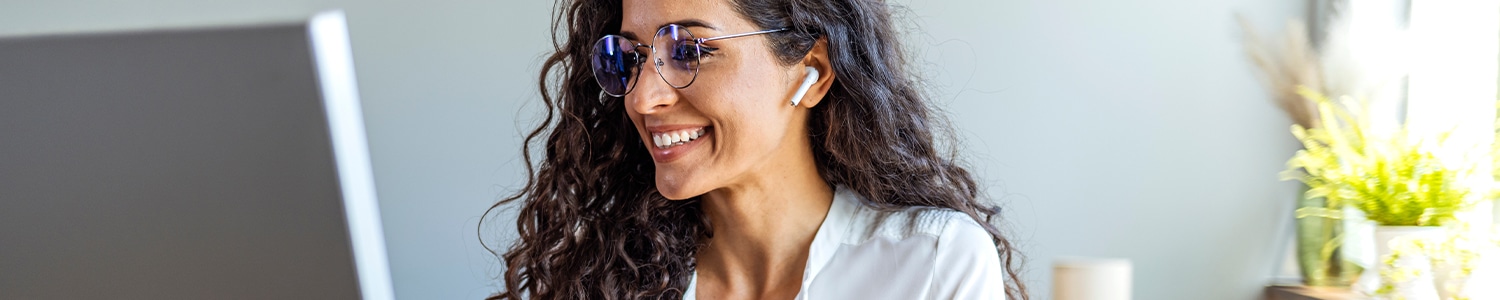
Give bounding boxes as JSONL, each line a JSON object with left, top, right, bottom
{"left": 619, "top": 0, "right": 742, "bottom": 39}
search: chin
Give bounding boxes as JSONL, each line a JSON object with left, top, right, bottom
{"left": 654, "top": 183, "right": 702, "bottom": 200}
{"left": 654, "top": 174, "right": 709, "bottom": 200}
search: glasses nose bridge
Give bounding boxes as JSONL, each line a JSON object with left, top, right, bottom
{"left": 633, "top": 41, "right": 670, "bottom": 84}
{"left": 628, "top": 53, "right": 680, "bottom": 113}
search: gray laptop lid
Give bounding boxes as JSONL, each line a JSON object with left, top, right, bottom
{"left": 0, "top": 11, "right": 394, "bottom": 300}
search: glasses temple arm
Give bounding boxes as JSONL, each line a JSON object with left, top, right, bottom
{"left": 696, "top": 28, "right": 790, "bottom": 43}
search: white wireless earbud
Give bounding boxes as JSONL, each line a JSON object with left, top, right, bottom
{"left": 789, "top": 66, "right": 819, "bottom": 107}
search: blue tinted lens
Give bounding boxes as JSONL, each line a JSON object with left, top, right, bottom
{"left": 653, "top": 25, "right": 700, "bottom": 88}
{"left": 591, "top": 35, "right": 639, "bottom": 96}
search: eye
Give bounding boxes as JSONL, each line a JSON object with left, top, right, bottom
{"left": 670, "top": 42, "right": 701, "bottom": 61}
{"left": 630, "top": 52, "right": 647, "bottom": 66}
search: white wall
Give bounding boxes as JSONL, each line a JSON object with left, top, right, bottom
{"left": 901, "top": 0, "right": 1307, "bottom": 298}
{"left": 0, "top": 0, "right": 1305, "bottom": 299}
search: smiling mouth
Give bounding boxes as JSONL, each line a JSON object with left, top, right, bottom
{"left": 651, "top": 127, "right": 709, "bottom": 149}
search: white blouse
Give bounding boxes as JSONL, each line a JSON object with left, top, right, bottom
{"left": 684, "top": 186, "right": 1008, "bottom": 299}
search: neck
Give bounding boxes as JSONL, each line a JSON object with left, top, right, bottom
{"left": 695, "top": 142, "right": 834, "bottom": 297}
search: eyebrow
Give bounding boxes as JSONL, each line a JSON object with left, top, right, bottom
{"left": 619, "top": 19, "right": 719, "bottom": 41}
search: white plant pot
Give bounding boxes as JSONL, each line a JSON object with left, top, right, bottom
{"left": 1370, "top": 226, "right": 1442, "bottom": 300}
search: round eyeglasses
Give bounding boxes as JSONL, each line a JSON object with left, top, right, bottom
{"left": 591, "top": 24, "right": 788, "bottom": 97}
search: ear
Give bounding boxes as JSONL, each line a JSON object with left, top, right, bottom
{"left": 794, "top": 38, "right": 835, "bottom": 108}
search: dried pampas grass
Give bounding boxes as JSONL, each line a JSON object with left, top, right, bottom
{"left": 1239, "top": 15, "right": 1324, "bottom": 129}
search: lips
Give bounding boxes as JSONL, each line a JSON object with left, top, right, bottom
{"left": 644, "top": 125, "right": 711, "bottom": 163}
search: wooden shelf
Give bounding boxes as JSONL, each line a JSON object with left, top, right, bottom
{"left": 1265, "top": 285, "right": 1366, "bottom": 300}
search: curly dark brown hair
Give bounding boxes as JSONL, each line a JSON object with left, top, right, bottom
{"left": 481, "top": 0, "right": 1029, "bottom": 299}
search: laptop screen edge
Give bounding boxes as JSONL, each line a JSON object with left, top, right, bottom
{"left": 307, "top": 10, "right": 397, "bottom": 300}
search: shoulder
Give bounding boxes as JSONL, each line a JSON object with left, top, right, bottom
{"left": 839, "top": 196, "right": 993, "bottom": 247}
{"left": 823, "top": 190, "right": 1007, "bottom": 298}
{"left": 834, "top": 191, "right": 998, "bottom": 257}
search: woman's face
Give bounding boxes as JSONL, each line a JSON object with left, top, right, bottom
{"left": 620, "top": 0, "right": 811, "bottom": 200}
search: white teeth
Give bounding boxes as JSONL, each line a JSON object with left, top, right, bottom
{"left": 651, "top": 128, "right": 708, "bottom": 149}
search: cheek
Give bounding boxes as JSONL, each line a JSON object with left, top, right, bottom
{"left": 697, "top": 78, "right": 793, "bottom": 162}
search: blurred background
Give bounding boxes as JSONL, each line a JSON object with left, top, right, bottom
{"left": 4, "top": 0, "right": 1477, "bottom": 299}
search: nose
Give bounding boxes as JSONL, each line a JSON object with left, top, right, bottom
{"left": 628, "top": 60, "right": 680, "bottom": 115}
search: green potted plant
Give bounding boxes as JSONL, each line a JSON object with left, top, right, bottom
{"left": 1281, "top": 88, "right": 1478, "bottom": 298}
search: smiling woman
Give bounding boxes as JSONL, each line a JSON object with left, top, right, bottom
{"left": 482, "top": 0, "right": 1027, "bottom": 299}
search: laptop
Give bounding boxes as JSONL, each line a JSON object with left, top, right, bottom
{"left": 0, "top": 11, "right": 395, "bottom": 300}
